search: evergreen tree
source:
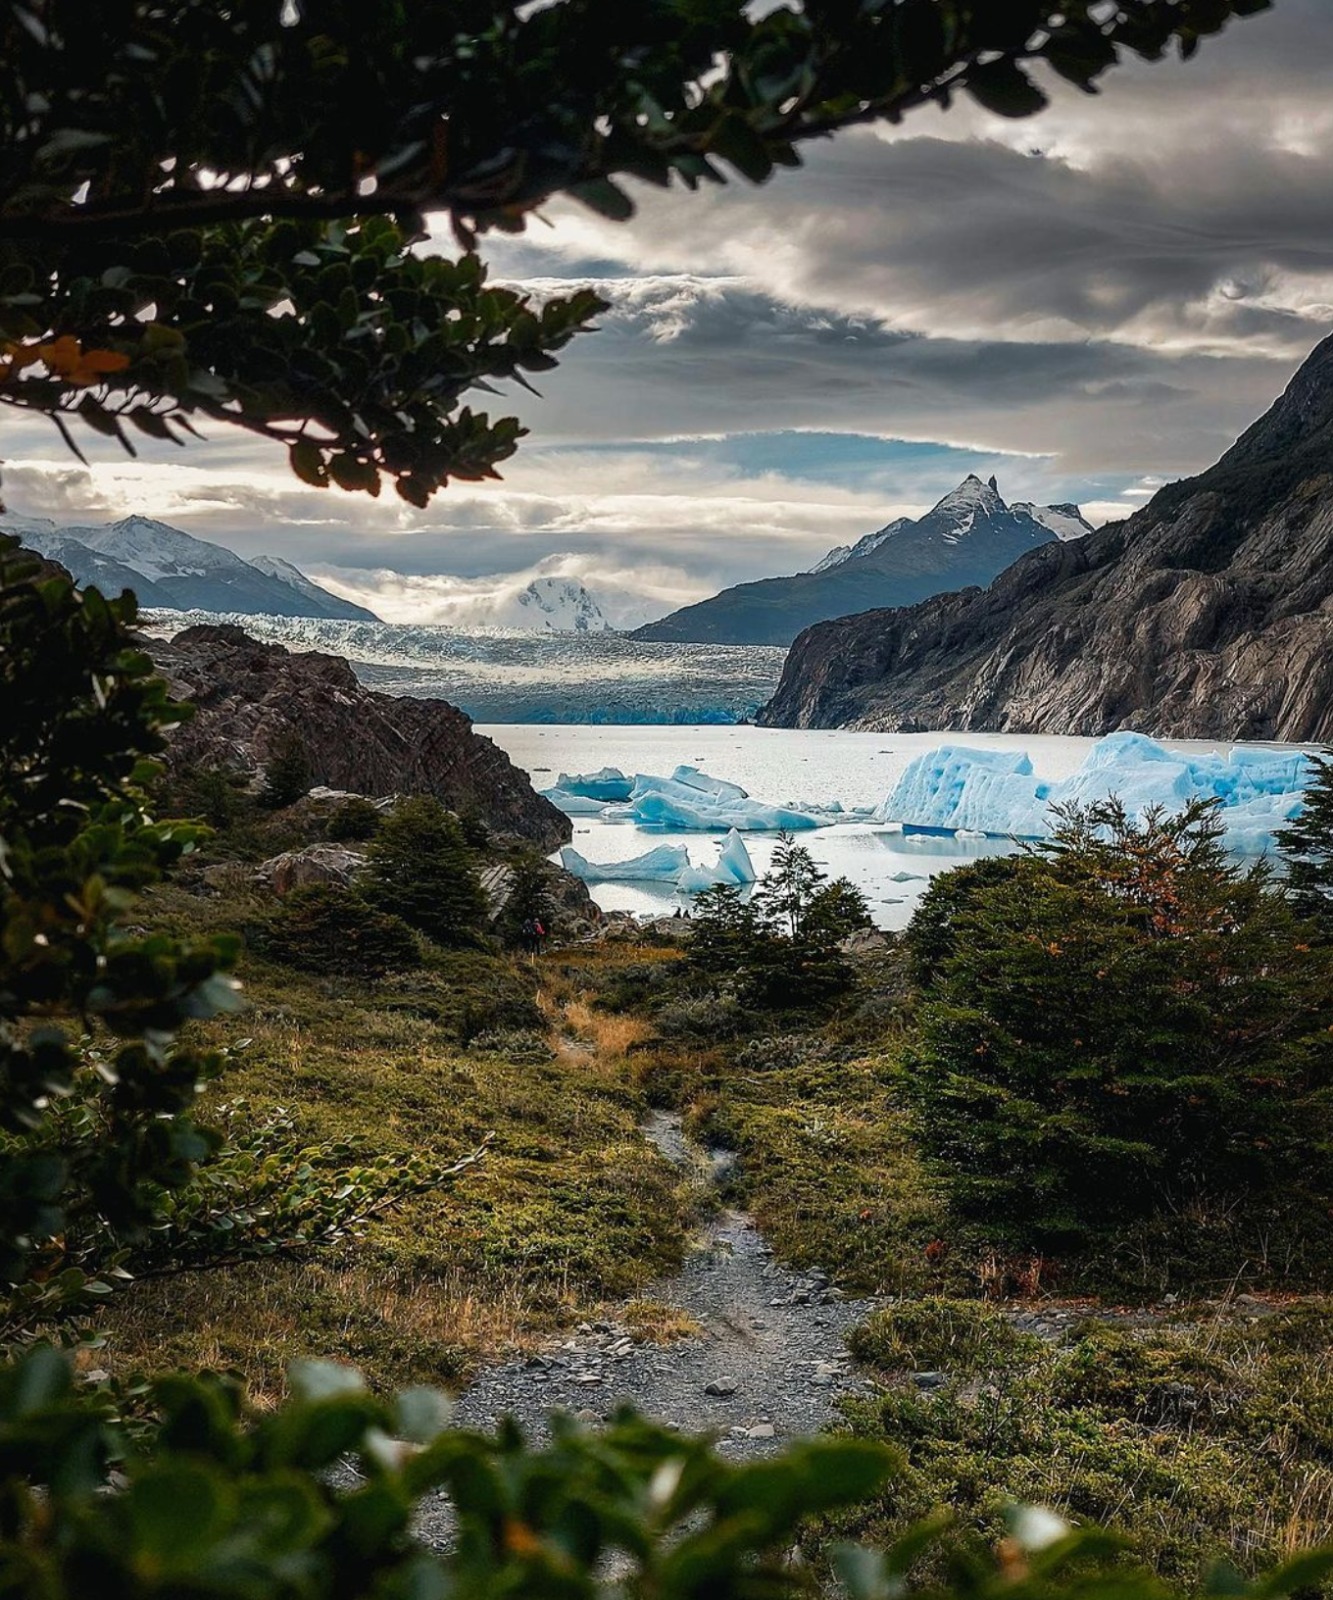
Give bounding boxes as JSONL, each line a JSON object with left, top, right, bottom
{"left": 259, "top": 733, "right": 313, "bottom": 809}
{"left": 1278, "top": 753, "right": 1333, "bottom": 937}
{"left": 906, "top": 800, "right": 1333, "bottom": 1248}
{"left": 365, "top": 797, "right": 487, "bottom": 947}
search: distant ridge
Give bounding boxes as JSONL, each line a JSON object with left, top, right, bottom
{"left": 2, "top": 513, "right": 378, "bottom": 622}
{"left": 632, "top": 477, "right": 1090, "bottom": 646}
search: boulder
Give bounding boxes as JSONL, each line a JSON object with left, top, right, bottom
{"left": 150, "top": 625, "right": 569, "bottom": 850}
{"left": 257, "top": 843, "right": 368, "bottom": 895}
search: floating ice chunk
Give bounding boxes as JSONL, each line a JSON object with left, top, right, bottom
{"left": 878, "top": 745, "right": 1047, "bottom": 838}
{"left": 676, "top": 829, "right": 758, "bottom": 893}
{"left": 559, "top": 843, "right": 690, "bottom": 883}
{"left": 541, "top": 789, "right": 611, "bottom": 816}
{"left": 623, "top": 769, "right": 822, "bottom": 831}
{"left": 551, "top": 767, "right": 634, "bottom": 802}
{"left": 879, "top": 732, "right": 1315, "bottom": 847}
{"left": 668, "top": 764, "right": 749, "bottom": 802}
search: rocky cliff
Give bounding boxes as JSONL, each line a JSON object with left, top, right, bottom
{"left": 758, "top": 333, "right": 1333, "bottom": 742}
{"left": 152, "top": 625, "right": 569, "bottom": 850}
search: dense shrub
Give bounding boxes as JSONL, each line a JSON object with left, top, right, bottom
{"left": 364, "top": 795, "right": 487, "bottom": 946}
{"left": 259, "top": 733, "right": 314, "bottom": 809}
{"left": 258, "top": 883, "right": 421, "bottom": 977}
{"left": 848, "top": 1298, "right": 1043, "bottom": 1377}
{"left": 689, "top": 836, "right": 872, "bottom": 1008}
{"left": 324, "top": 795, "right": 383, "bottom": 841}
{"left": 905, "top": 800, "right": 1333, "bottom": 1249}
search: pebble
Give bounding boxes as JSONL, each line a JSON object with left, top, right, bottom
{"left": 705, "top": 1377, "right": 738, "bottom": 1397}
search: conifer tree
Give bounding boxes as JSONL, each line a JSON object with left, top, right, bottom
{"left": 1277, "top": 754, "right": 1333, "bottom": 937}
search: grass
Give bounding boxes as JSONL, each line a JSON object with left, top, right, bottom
{"left": 828, "top": 1298, "right": 1333, "bottom": 1582}
{"left": 97, "top": 883, "right": 697, "bottom": 1395}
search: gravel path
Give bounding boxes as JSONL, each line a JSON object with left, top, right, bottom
{"left": 448, "top": 1110, "right": 878, "bottom": 1456}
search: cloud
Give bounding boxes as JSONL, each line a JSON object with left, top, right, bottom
{"left": 1, "top": 1, "right": 1328, "bottom": 605}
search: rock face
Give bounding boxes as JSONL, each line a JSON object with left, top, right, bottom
{"left": 634, "top": 477, "right": 1085, "bottom": 648}
{"left": 759, "top": 333, "right": 1333, "bottom": 742}
{"left": 152, "top": 625, "right": 569, "bottom": 850}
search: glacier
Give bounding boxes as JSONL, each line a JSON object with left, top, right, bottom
{"left": 879, "top": 732, "right": 1314, "bottom": 849}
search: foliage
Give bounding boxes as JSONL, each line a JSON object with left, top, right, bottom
{"left": 323, "top": 795, "right": 382, "bottom": 843}
{"left": 497, "top": 852, "right": 557, "bottom": 948}
{"left": 0, "top": 2, "right": 1267, "bottom": 500}
{"left": 689, "top": 836, "right": 871, "bottom": 1007}
{"left": 259, "top": 734, "right": 314, "bottom": 810}
{"left": 904, "top": 801, "right": 1333, "bottom": 1250}
{"left": 257, "top": 882, "right": 421, "bottom": 979}
{"left": 835, "top": 1301, "right": 1333, "bottom": 1584}
{"left": 1278, "top": 754, "right": 1333, "bottom": 937}
{"left": 365, "top": 797, "right": 487, "bottom": 947}
{"left": 0, "top": 534, "right": 239, "bottom": 1323}
{"left": 848, "top": 1299, "right": 1044, "bottom": 1378}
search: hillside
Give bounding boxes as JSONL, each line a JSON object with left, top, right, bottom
{"left": 758, "top": 333, "right": 1333, "bottom": 741}
{"left": 633, "top": 478, "right": 1089, "bottom": 647}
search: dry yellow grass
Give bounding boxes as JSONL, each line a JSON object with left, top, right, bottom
{"left": 620, "top": 1296, "right": 703, "bottom": 1344}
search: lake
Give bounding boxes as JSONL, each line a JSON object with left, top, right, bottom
{"left": 481, "top": 724, "right": 1305, "bottom": 931}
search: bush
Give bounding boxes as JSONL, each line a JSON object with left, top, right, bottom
{"left": 655, "top": 994, "right": 750, "bottom": 1041}
{"left": 364, "top": 796, "right": 487, "bottom": 946}
{"left": 258, "top": 883, "right": 421, "bottom": 977}
{"left": 259, "top": 733, "right": 314, "bottom": 809}
{"left": 324, "top": 795, "right": 383, "bottom": 841}
{"left": 905, "top": 800, "right": 1333, "bottom": 1249}
{"left": 848, "top": 1298, "right": 1043, "bottom": 1377}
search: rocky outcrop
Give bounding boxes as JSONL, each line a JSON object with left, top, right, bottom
{"left": 758, "top": 333, "right": 1333, "bottom": 742}
{"left": 151, "top": 625, "right": 569, "bottom": 851}
{"left": 256, "top": 844, "right": 369, "bottom": 895}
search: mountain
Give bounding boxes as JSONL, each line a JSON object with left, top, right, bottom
{"left": 757, "top": 332, "right": 1333, "bottom": 742}
{"left": 632, "top": 477, "right": 1090, "bottom": 646}
{"left": 499, "top": 577, "right": 612, "bottom": 633}
{"left": 3, "top": 514, "right": 378, "bottom": 621}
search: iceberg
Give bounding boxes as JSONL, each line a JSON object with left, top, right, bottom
{"left": 676, "top": 829, "right": 758, "bottom": 893}
{"left": 667, "top": 765, "right": 749, "bottom": 802}
{"left": 551, "top": 767, "right": 634, "bottom": 802}
{"left": 542, "top": 789, "right": 612, "bottom": 816}
{"left": 627, "top": 770, "right": 822, "bottom": 832}
{"left": 559, "top": 844, "right": 691, "bottom": 883}
{"left": 878, "top": 732, "right": 1314, "bottom": 849}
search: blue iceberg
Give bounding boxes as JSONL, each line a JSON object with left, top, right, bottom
{"left": 548, "top": 767, "right": 635, "bottom": 802}
{"left": 627, "top": 770, "right": 822, "bottom": 832}
{"left": 559, "top": 843, "right": 691, "bottom": 883}
{"left": 879, "top": 732, "right": 1314, "bottom": 850}
{"left": 676, "top": 830, "right": 758, "bottom": 893}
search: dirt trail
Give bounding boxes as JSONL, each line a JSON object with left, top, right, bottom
{"left": 447, "top": 1110, "right": 880, "bottom": 1455}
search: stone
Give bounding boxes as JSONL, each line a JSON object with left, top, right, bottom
{"left": 256, "top": 843, "right": 368, "bottom": 896}
{"left": 913, "top": 1371, "right": 947, "bottom": 1390}
{"left": 704, "top": 1377, "right": 738, "bottom": 1397}
{"left": 747, "top": 1423, "right": 776, "bottom": 1440}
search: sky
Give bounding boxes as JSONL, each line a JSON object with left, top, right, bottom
{"left": 4, "top": 1, "right": 1333, "bottom": 625}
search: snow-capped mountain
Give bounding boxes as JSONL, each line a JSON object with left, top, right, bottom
{"left": 3, "top": 514, "right": 378, "bottom": 621}
{"left": 636, "top": 476, "right": 1093, "bottom": 647}
{"left": 510, "top": 577, "right": 612, "bottom": 633}
{"left": 812, "top": 480, "right": 1091, "bottom": 573}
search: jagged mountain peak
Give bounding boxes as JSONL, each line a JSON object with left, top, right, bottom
{"left": 928, "top": 473, "right": 1008, "bottom": 520}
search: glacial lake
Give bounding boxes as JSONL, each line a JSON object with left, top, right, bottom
{"left": 482, "top": 724, "right": 1310, "bottom": 932}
